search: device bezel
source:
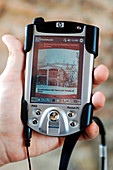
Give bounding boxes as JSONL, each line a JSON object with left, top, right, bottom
{"left": 24, "top": 25, "right": 94, "bottom": 136}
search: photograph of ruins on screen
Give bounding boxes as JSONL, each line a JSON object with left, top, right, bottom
{"left": 36, "top": 49, "right": 79, "bottom": 96}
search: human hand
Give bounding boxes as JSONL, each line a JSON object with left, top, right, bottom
{"left": 0, "top": 35, "right": 109, "bottom": 166}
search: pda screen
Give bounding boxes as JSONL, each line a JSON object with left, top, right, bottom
{"left": 30, "top": 36, "right": 84, "bottom": 105}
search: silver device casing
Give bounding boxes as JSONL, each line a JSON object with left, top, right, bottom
{"left": 24, "top": 25, "right": 94, "bottom": 137}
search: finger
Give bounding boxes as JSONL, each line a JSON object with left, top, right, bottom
{"left": 1, "top": 35, "right": 25, "bottom": 74}
{"left": 79, "top": 91, "right": 105, "bottom": 141}
{"left": 93, "top": 64, "right": 109, "bottom": 89}
{"left": 92, "top": 91, "right": 105, "bottom": 110}
{"left": 79, "top": 121, "right": 99, "bottom": 140}
{"left": 99, "top": 38, "right": 101, "bottom": 48}
{"left": 30, "top": 131, "right": 65, "bottom": 157}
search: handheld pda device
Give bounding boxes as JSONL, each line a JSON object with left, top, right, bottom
{"left": 23, "top": 17, "right": 99, "bottom": 137}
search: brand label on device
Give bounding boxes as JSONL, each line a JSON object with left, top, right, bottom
{"left": 56, "top": 22, "right": 64, "bottom": 28}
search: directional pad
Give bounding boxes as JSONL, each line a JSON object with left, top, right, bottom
{"left": 49, "top": 110, "right": 59, "bottom": 121}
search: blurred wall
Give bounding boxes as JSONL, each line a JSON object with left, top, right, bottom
{"left": 0, "top": 0, "right": 113, "bottom": 170}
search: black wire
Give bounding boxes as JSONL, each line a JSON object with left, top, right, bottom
{"left": 93, "top": 116, "right": 106, "bottom": 145}
{"left": 101, "top": 157, "right": 105, "bottom": 170}
{"left": 26, "top": 146, "right": 32, "bottom": 170}
{"left": 21, "top": 98, "right": 32, "bottom": 169}
{"left": 59, "top": 117, "right": 107, "bottom": 170}
{"left": 93, "top": 116, "right": 107, "bottom": 170}
{"left": 59, "top": 131, "right": 82, "bottom": 170}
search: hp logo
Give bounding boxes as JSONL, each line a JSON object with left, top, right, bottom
{"left": 56, "top": 22, "right": 64, "bottom": 28}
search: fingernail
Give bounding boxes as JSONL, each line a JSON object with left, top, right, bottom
{"left": 92, "top": 121, "right": 98, "bottom": 134}
{"left": 2, "top": 35, "right": 6, "bottom": 43}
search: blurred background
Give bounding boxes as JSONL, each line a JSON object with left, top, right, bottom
{"left": 0, "top": 0, "right": 113, "bottom": 169}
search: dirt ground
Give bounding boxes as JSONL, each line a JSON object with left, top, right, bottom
{"left": 0, "top": 0, "right": 113, "bottom": 170}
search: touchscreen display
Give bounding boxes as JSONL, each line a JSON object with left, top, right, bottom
{"left": 30, "top": 36, "right": 84, "bottom": 105}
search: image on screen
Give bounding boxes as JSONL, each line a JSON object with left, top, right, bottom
{"left": 30, "top": 36, "right": 84, "bottom": 105}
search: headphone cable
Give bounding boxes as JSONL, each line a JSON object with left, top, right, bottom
{"left": 93, "top": 116, "right": 107, "bottom": 170}
{"left": 26, "top": 146, "right": 31, "bottom": 170}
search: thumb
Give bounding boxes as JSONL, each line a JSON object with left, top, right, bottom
{"left": 1, "top": 35, "right": 25, "bottom": 75}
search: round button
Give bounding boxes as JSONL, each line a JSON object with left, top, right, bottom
{"left": 70, "top": 121, "right": 78, "bottom": 127}
{"left": 49, "top": 110, "right": 59, "bottom": 121}
{"left": 68, "top": 111, "right": 76, "bottom": 118}
{"left": 36, "top": 109, "right": 41, "bottom": 116}
{"left": 32, "top": 118, "right": 38, "bottom": 125}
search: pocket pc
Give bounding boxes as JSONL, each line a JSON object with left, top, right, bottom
{"left": 23, "top": 17, "right": 99, "bottom": 137}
